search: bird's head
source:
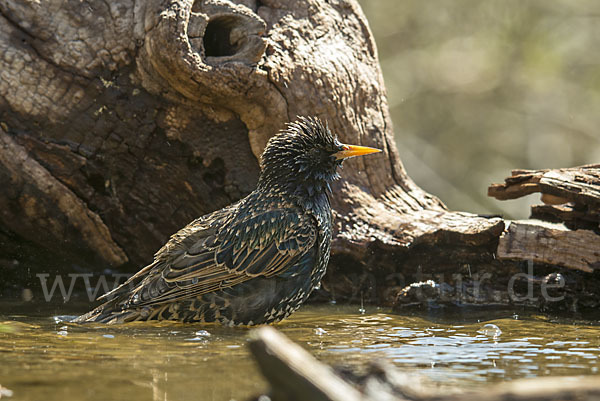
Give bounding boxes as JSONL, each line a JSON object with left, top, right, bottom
{"left": 258, "top": 117, "right": 381, "bottom": 207}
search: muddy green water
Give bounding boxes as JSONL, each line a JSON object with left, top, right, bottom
{"left": 1, "top": 303, "right": 599, "bottom": 401}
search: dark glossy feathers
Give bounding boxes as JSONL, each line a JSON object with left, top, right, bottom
{"left": 116, "top": 201, "right": 317, "bottom": 307}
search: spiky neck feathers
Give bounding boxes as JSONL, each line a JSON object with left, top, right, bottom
{"left": 257, "top": 117, "right": 344, "bottom": 211}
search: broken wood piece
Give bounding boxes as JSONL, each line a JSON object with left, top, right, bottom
{"left": 248, "top": 326, "right": 364, "bottom": 401}
{"left": 497, "top": 220, "right": 600, "bottom": 272}
{"left": 540, "top": 168, "right": 600, "bottom": 208}
{"left": 488, "top": 165, "right": 600, "bottom": 207}
{"left": 489, "top": 165, "right": 600, "bottom": 231}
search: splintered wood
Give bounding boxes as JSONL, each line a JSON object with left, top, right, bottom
{"left": 488, "top": 165, "right": 600, "bottom": 229}
{"left": 489, "top": 165, "right": 600, "bottom": 271}
{"left": 488, "top": 165, "right": 600, "bottom": 203}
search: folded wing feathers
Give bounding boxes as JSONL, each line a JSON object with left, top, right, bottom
{"left": 118, "top": 208, "right": 317, "bottom": 308}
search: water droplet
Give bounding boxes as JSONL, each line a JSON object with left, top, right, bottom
{"left": 314, "top": 327, "right": 327, "bottom": 336}
{"left": 478, "top": 323, "right": 502, "bottom": 337}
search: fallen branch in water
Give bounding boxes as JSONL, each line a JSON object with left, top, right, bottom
{"left": 248, "top": 326, "right": 600, "bottom": 401}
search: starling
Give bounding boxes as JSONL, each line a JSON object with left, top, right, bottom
{"left": 74, "top": 117, "right": 380, "bottom": 325}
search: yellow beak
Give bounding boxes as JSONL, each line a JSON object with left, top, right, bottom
{"left": 333, "top": 144, "right": 382, "bottom": 160}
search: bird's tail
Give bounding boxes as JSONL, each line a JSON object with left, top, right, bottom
{"left": 72, "top": 296, "right": 141, "bottom": 324}
{"left": 72, "top": 276, "right": 146, "bottom": 323}
{"left": 73, "top": 261, "right": 160, "bottom": 323}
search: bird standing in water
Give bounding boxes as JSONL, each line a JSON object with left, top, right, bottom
{"left": 75, "top": 117, "right": 380, "bottom": 325}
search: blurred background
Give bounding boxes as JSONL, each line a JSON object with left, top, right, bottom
{"left": 359, "top": 0, "right": 600, "bottom": 218}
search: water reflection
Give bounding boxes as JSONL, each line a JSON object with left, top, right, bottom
{"left": 0, "top": 304, "right": 599, "bottom": 401}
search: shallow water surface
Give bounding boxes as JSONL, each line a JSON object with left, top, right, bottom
{"left": 1, "top": 303, "right": 599, "bottom": 400}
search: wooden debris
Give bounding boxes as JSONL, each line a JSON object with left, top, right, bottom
{"left": 488, "top": 165, "right": 600, "bottom": 231}
{"left": 497, "top": 220, "right": 600, "bottom": 272}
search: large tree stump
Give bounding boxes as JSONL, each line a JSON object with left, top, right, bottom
{"left": 0, "top": 0, "right": 500, "bottom": 291}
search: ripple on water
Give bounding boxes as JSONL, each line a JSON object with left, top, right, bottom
{"left": 281, "top": 307, "right": 600, "bottom": 388}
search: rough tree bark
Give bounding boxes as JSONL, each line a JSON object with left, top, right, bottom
{"left": 0, "top": 0, "right": 595, "bottom": 311}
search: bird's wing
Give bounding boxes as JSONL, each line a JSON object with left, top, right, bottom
{"left": 119, "top": 208, "right": 317, "bottom": 307}
{"left": 96, "top": 206, "right": 230, "bottom": 302}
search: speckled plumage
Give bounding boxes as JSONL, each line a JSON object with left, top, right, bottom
{"left": 74, "top": 117, "right": 378, "bottom": 325}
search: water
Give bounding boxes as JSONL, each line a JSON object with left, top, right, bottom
{"left": 1, "top": 303, "right": 599, "bottom": 401}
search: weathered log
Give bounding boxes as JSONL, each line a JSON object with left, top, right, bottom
{"left": 488, "top": 166, "right": 600, "bottom": 277}
{"left": 497, "top": 220, "right": 600, "bottom": 273}
{"left": 0, "top": 0, "right": 502, "bottom": 297}
{"left": 405, "top": 166, "right": 600, "bottom": 313}
{"left": 248, "top": 326, "right": 600, "bottom": 401}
